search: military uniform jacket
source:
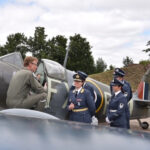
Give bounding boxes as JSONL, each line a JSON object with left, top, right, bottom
{"left": 70, "top": 83, "right": 95, "bottom": 100}
{"left": 107, "top": 92, "right": 127, "bottom": 128}
{"left": 83, "top": 83, "right": 95, "bottom": 101}
{"left": 122, "top": 80, "right": 132, "bottom": 102}
{"left": 6, "top": 68, "right": 47, "bottom": 107}
{"left": 110, "top": 80, "right": 132, "bottom": 102}
{"left": 67, "top": 88, "right": 96, "bottom": 123}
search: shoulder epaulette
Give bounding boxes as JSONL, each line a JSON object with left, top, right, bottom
{"left": 81, "top": 88, "right": 84, "bottom": 93}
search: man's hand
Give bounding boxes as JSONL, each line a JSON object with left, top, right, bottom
{"left": 44, "top": 82, "right": 48, "bottom": 90}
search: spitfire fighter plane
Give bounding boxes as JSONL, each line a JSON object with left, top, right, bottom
{"left": 0, "top": 52, "right": 150, "bottom": 129}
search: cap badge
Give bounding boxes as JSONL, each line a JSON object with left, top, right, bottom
{"left": 76, "top": 74, "right": 80, "bottom": 79}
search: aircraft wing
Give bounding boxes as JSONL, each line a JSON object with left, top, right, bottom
{"left": 0, "top": 109, "right": 150, "bottom": 150}
{"left": 133, "top": 98, "right": 150, "bottom": 106}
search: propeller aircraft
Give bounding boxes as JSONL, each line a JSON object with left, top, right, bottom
{"left": 0, "top": 52, "right": 150, "bottom": 129}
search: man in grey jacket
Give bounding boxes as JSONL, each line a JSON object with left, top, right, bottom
{"left": 6, "top": 56, "right": 47, "bottom": 109}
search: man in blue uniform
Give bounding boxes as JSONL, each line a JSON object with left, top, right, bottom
{"left": 67, "top": 73, "right": 96, "bottom": 123}
{"left": 106, "top": 78, "right": 127, "bottom": 128}
{"left": 110, "top": 68, "right": 132, "bottom": 129}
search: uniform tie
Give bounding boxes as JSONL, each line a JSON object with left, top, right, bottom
{"left": 111, "top": 93, "right": 115, "bottom": 99}
{"left": 75, "top": 91, "right": 78, "bottom": 98}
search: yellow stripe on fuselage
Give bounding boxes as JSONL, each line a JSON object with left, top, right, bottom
{"left": 86, "top": 79, "right": 104, "bottom": 113}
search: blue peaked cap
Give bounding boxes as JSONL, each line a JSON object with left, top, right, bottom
{"left": 77, "top": 71, "right": 88, "bottom": 81}
{"left": 111, "top": 78, "right": 124, "bottom": 86}
{"left": 113, "top": 68, "right": 125, "bottom": 77}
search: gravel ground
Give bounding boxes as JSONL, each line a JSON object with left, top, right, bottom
{"left": 130, "top": 117, "right": 150, "bottom": 133}
{"left": 101, "top": 118, "right": 150, "bottom": 133}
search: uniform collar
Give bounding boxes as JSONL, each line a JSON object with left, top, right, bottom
{"left": 23, "top": 67, "right": 32, "bottom": 72}
{"left": 83, "top": 82, "right": 86, "bottom": 87}
{"left": 23, "top": 67, "right": 28, "bottom": 70}
{"left": 75, "top": 87, "right": 82, "bottom": 94}
{"left": 115, "top": 90, "right": 121, "bottom": 96}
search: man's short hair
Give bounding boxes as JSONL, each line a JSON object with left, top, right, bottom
{"left": 24, "top": 56, "right": 38, "bottom": 67}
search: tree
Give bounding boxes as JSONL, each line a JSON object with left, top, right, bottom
{"left": 143, "top": 41, "right": 150, "bottom": 55}
{"left": 67, "top": 34, "right": 95, "bottom": 74}
{"left": 95, "top": 57, "right": 107, "bottom": 73}
{"left": 108, "top": 64, "right": 115, "bottom": 70}
{"left": 0, "top": 45, "right": 6, "bottom": 56}
{"left": 123, "top": 56, "right": 133, "bottom": 67}
{"left": 49, "top": 35, "right": 67, "bottom": 65}
{"left": 0, "top": 27, "right": 96, "bottom": 74}
{"left": 2, "top": 33, "right": 28, "bottom": 58}
{"left": 28, "top": 27, "right": 48, "bottom": 60}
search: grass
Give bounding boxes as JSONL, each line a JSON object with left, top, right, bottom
{"left": 89, "top": 64, "right": 148, "bottom": 92}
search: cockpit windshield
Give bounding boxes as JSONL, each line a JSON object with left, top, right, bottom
{"left": 0, "top": 52, "right": 23, "bottom": 68}
{"left": 42, "top": 59, "right": 66, "bottom": 81}
{"left": 36, "top": 62, "right": 46, "bottom": 85}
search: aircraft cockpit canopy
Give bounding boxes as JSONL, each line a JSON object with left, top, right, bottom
{"left": 42, "top": 59, "right": 66, "bottom": 81}
{"left": 0, "top": 52, "right": 23, "bottom": 68}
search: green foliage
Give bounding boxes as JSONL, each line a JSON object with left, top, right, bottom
{"left": 28, "top": 27, "right": 48, "bottom": 60}
{"left": 139, "top": 60, "right": 150, "bottom": 66}
{"left": 0, "top": 27, "right": 96, "bottom": 74}
{"left": 1, "top": 33, "right": 28, "bottom": 58}
{"left": 143, "top": 41, "right": 150, "bottom": 55}
{"left": 49, "top": 35, "right": 67, "bottom": 65}
{"left": 108, "top": 64, "right": 115, "bottom": 70}
{"left": 147, "top": 41, "right": 150, "bottom": 46}
{"left": 67, "top": 34, "right": 95, "bottom": 74}
{"left": 95, "top": 57, "right": 107, "bottom": 73}
{"left": 123, "top": 56, "right": 134, "bottom": 67}
{"left": 0, "top": 45, "right": 6, "bottom": 56}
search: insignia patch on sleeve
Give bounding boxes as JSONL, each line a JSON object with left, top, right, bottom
{"left": 119, "top": 103, "right": 124, "bottom": 109}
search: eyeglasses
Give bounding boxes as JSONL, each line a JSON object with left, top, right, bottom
{"left": 31, "top": 62, "right": 37, "bottom": 66}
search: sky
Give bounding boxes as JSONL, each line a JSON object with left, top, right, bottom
{"left": 0, "top": 0, "right": 150, "bottom": 68}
